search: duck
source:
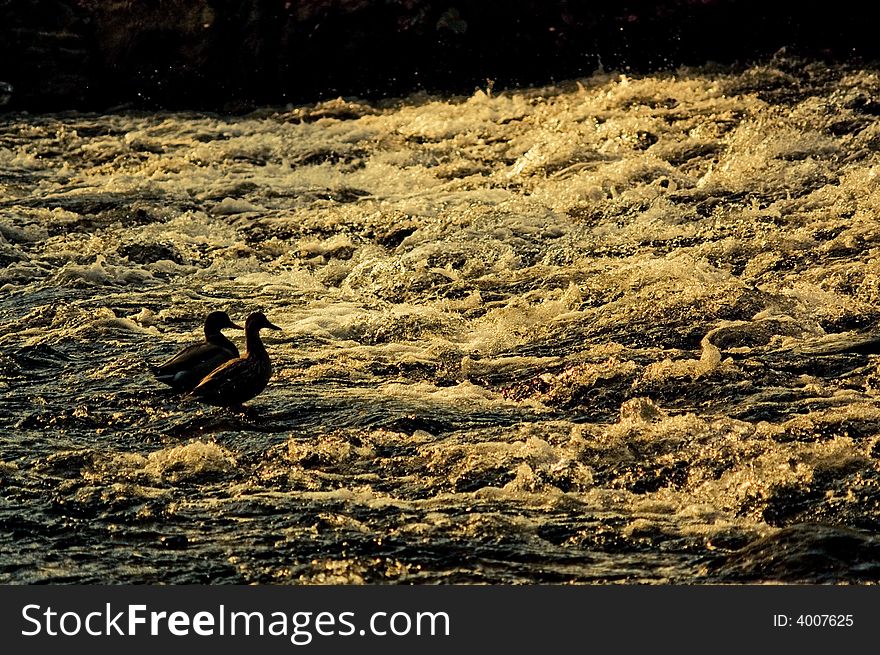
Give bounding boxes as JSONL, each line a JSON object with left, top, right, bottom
{"left": 152, "top": 311, "right": 242, "bottom": 392}
{"left": 189, "top": 311, "right": 281, "bottom": 410}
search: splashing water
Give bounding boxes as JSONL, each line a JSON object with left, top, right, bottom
{"left": 3, "top": 59, "right": 880, "bottom": 583}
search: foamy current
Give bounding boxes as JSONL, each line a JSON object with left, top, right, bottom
{"left": 3, "top": 58, "right": 880, "bottom": 583}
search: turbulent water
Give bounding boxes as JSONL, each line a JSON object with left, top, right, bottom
{"left": 3, "top": 58, "right": 880, "bottom": 584}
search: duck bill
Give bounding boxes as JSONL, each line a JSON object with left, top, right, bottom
{"left": 266, "top": 321, "right": 282, "bottom": 331}
{"left": 229, "top": 322, "right": 244, "bottom": 330}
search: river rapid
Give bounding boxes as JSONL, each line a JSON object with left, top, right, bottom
{"left": 3, "top": 58, "right": 880, "bottom": 583}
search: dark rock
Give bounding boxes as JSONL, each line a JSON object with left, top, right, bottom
{"left": 118, "top": 242, "right": 185, "bottom": 265}
{"left": 0, "top": 248, "right": 24, "bottom": 267}
{"left": 159, "top": 534, "right": 189, "bottom": 549}
{"left": 384, "top": 414, "right": 448, "bottom": 435}
{"left": 375, "top": 224, "right": 416, "bottom": 248}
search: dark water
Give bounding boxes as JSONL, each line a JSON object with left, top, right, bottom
{"left": 2, "top": 59, "right": 880, "bottom": 583}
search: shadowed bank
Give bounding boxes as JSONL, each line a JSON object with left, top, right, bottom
{"left": 2, "top": 1, "right": 880, "bottom": 111}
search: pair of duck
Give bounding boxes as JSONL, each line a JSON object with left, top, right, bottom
{"left": 152, "top": 311, "right": 280, "bottom": 410}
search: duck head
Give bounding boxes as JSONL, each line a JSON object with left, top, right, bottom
{"left": 245, "top": 311, "right": 282, "bottom": 332}
{"left": 204, "top": 311, "right": 243, "bottom": 337}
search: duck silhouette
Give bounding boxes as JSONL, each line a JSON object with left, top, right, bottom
{"left": 189, "top": 311, "right": 281, "bottom": 410}
{"left": 152, "top": 311, "right": 242, "bottom": 392}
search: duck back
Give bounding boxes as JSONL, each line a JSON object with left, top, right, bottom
{"left": 153, "top": 337, "right": 239, "bottom": 392}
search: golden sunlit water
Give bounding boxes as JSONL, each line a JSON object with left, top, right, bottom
{"left": 2, "top": 58, "right": 880, "bottom": 583}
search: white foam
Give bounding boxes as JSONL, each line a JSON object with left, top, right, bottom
{"left": 144, "top": 441, "right": 238, "bottom": 483}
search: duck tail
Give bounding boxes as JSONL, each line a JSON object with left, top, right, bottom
{"left": 184, "top": 389, "right": 204, "bottom": 403}
{"left": 151, "top": 365, "right": 178, "bottom": 385}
